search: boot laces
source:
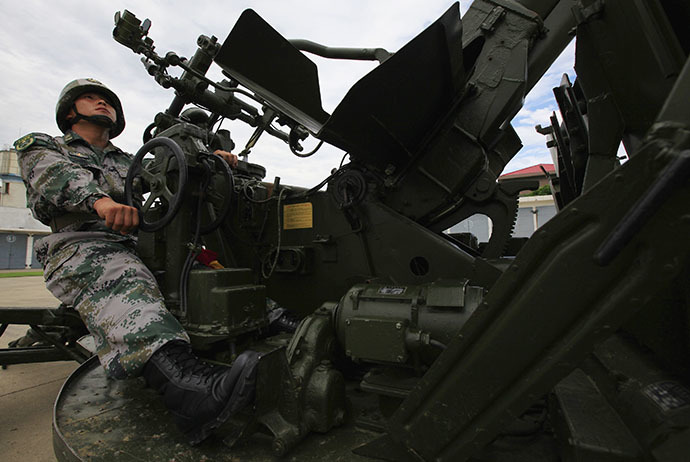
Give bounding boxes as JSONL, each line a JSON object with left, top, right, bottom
{"left": 165, "top": 342, "right": 220, "bottom": 385}
{"left": 280, "top": 311, "right": 300, "bottom": 329}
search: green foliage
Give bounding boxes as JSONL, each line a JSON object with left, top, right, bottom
{"left": 527, "top": 184, "right": 552, "bottom": 196}
{"left": 0, "top": 270, "right": 43, "bottom": 278}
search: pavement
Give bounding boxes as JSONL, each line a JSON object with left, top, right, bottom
{"left": 0, "top": 268, "right": 42, "bottom": 273}
{"left": 0, "top": 276, "right": 77, "bottom": 462}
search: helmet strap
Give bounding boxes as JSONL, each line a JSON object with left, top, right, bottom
{"left": 69, "top": 103, "right": 115, "bottom": 131}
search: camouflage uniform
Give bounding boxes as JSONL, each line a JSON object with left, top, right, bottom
{"left": 15, "top": 130, "right": 189, "bottom": 379}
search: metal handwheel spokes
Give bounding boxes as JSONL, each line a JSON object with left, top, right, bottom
{"left": 125, "top": 137, "right": 188, "bottom": 232}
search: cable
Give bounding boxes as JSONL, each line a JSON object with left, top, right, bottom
{"left": 179, "top": 160, "right": 212, "bottom": 317}
{"left": 213, "top": 116, "right": 226, "bottom": 133}
{"left": 261, "top": 188, "right": 288, "bottom": 280}
{"left": 174, "top": 60, "right": 267, "bottom": 106}
{"left": 241, "top": 180, "right": 279, "bottom": 204}
{"left": 291, "top": 139, "right": 324, "bottom": 158}
{"left": 339, "top": 152, "right": 349, "bottom": 168}
{"left": 288, "top": 165, "right": 352, "bottom": 200}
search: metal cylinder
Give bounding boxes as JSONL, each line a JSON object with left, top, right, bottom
{"left": 334, "top": 280, "right": 483, "bottom": 366}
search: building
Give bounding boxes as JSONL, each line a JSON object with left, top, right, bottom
{"left": 448, "top": 164, "right": 557, "bottom": 245}
{"left": 0, "top": 149, "right": 50, "bottom": 269}
{"left": 499, "top": 163, "right": 555, "bottom": 193}
{"left": 499, "top": 163, "right": 557, "bottom": 238}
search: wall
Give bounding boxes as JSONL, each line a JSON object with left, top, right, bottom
{"left": 448, "top": 214, "right": 492, "bottom": 243}
{"left": 0, "top": 233, "right": 40, "bottom": 269}
{"left": 512, "top": 196, "right": 557, "bottom": 239}
{"left": 0, "top": 177, "right": 27, "bottom": 208}
{"left": 0, "top": 150, "right": 50, "bottom": 269}
{"left": 448, "top": 195, "right": 556, "bottom": 244}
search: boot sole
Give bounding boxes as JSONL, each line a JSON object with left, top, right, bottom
{"left": 187, "top": 350, "right": 261, "bottom": 445}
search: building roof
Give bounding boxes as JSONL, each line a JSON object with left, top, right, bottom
{"left": 500, "top": 163, "right": 555, "bottom": 179}
{"left": 0, "top": 206, "right": 50, "bottom": 233}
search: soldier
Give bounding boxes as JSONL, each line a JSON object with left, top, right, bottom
{"left": 14, "top": 78, "right": 259, "bottom": 445}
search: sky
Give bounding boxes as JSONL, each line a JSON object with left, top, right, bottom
{"left": 1, "top": 0, "right": 575, "bottom": 188}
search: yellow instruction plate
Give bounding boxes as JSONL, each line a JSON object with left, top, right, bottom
{"left": 283, "top": 202, "right": 313, "bottom": 230}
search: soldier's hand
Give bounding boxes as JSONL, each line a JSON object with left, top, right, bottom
{"left": 93, "top": 197, "right": 139, "bottom": 234}
{"left": 213, "top": 150, "right": 238, "bottom": 169}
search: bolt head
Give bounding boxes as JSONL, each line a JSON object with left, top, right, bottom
{"left": 476, "top": 177, "right": 492, "bottom": 193}
{"left": 272, "top": 439, "right": 286, "bottom": 456}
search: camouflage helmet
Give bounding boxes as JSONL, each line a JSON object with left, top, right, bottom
{"left": 55, "top": 78, "right": 125, "bottom": 138}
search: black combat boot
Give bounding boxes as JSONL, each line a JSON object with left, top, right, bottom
{"left": 267, "top": 307, "right": 301, "bottom": 335}
{"left": 142, "top": 340, "right": 260, "bottom": 445}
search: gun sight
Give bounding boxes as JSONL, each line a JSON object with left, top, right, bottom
{"left": 113, "top": 10, "right": 155, "bottom": 56}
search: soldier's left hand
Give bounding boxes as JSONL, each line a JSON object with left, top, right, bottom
{"left": 214, "top": 150, "right": 238, "bottom": 169}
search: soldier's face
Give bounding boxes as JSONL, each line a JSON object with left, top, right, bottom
{"left": 69, "top": 92, "right": 117, "bottom": 123}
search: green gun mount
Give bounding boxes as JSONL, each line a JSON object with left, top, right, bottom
{"left": 36, "top": 1, "right": 690, "bottom": 461}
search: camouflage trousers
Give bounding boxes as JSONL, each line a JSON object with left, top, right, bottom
{"left": 37, "top": 231, "right": 189, "bottom": 379}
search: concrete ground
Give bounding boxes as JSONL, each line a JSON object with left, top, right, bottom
{"left": 0, "top": 275, "right": 77, "bottom": 462}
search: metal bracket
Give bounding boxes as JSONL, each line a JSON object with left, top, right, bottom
{"left": 572, "top": 0, "right": 605, "bottom": 25}
{"left": 481, "top": 6, "right": 506, "bottom": 32}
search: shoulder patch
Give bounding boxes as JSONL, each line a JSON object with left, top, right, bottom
{"left": 13, "top": 133, "right": 36, "bottom": 151}
{"left": 68, "top": 151, "right": 89, "bottom": 159}
{"left": 13, "top": 133, "right": 58, "bottom": 152}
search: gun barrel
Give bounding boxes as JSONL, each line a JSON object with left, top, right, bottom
{"left": 289, "top": 39, "right": 392, "bottom": 63}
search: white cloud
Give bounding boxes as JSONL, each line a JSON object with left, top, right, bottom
{"left": 515, "top": 107, "right": 558, "bottom": 127}
{"left": 1, "top": 1, "right": 576, "bottom": 184}
{"left": 504, "top": 148, "right": 555, "bottom": 173}
{"left": 514, "top": 123, "right": 548, "bottom": 150}
{"left": 504, "top": 40, "right": 575, "bottom": 175}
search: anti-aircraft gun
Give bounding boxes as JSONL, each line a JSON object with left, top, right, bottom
{"left": 12, "top": 1, "right": 690, "bottom": 460}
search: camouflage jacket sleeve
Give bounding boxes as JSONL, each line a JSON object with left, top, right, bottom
{"left": 15, "top": 133, "right": 109, "bottom": 221}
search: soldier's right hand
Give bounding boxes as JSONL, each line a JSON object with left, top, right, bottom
{"left": 93, "top": 197, "right": 139, "bottom": 234}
